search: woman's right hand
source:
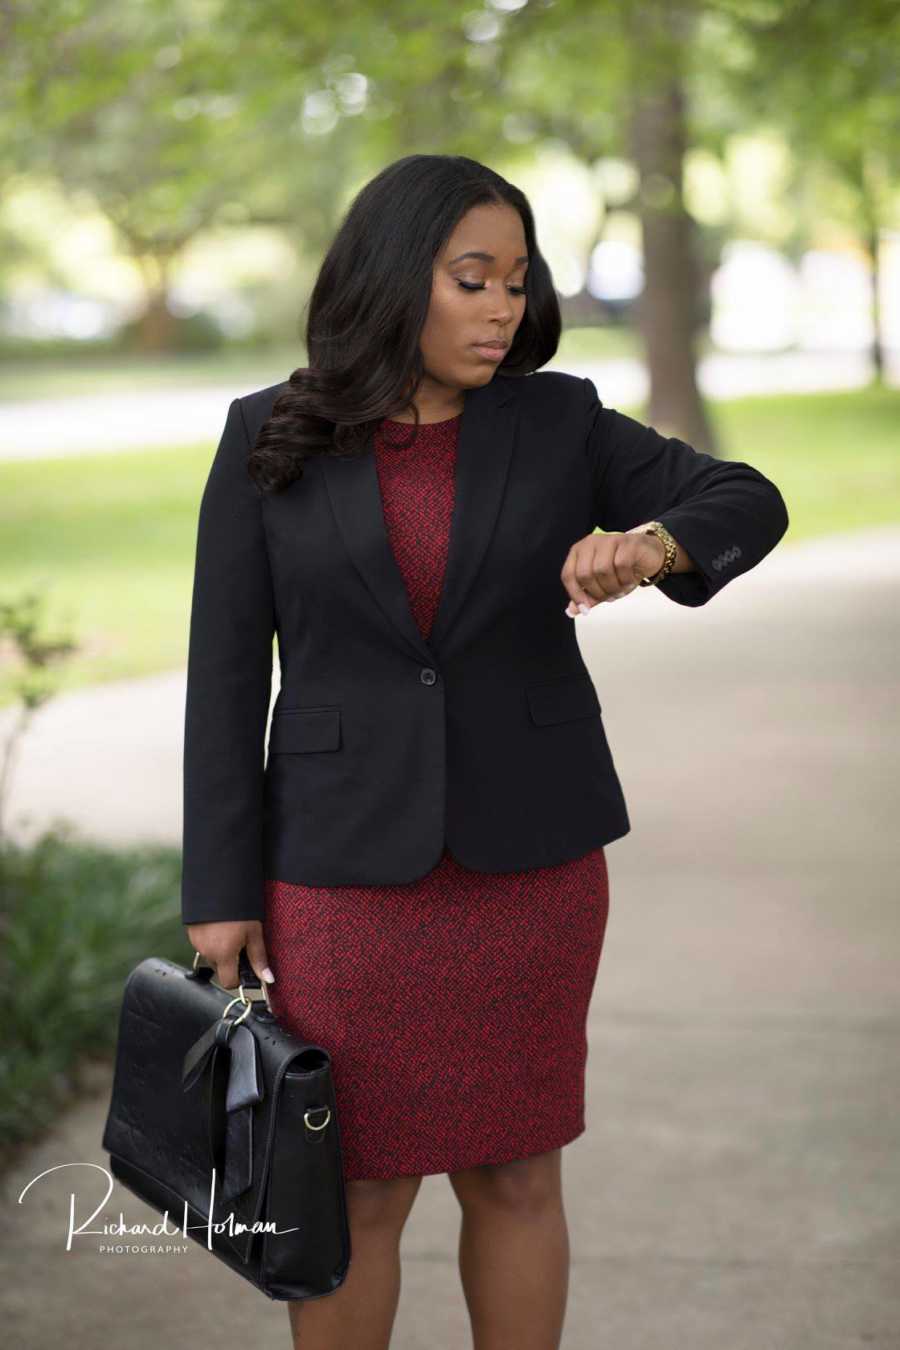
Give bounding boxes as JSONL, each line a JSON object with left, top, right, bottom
{"left": 185, "top": 919, "right": 275, "bottom": 993}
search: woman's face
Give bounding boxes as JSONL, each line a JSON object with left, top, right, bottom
{"left": 419, "top": 202, "right": 528, "bottom": 396}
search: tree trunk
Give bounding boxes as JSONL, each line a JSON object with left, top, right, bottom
{"left": 860, "top": 148, "right": 885, "bottom": 387}
{"left": 134, "top": 288, "right": 179, "bottom": 353}
{"left": 126, "top": 248, "right": 180, "bottom": 354}
{"left": 626, "top": 7, "right": 718, "bottom": 453}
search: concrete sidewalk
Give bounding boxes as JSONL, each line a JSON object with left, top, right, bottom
{"left": 2, "top": 526, "right": 899, "bottom": 1347}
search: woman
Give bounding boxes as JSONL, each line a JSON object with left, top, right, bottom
{"left": 182, "top": 154, "right": 789, "bottom": 1349}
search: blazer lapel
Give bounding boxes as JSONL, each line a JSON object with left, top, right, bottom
{"left": 429, "top": 376, "right": 517, "bottom": 652}
{"left": 321, "top": 374, "right": 518, "bottom": 665}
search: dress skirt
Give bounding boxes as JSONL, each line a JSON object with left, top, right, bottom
{"left": 261, "top": 412, "right": 612, "bottom": 1180}
{"left": 264, "top": 844, "right": 609, "bottom": 1180}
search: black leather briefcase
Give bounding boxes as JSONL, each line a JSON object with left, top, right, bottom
{"left": 101, "top": 947, "right": 351, "bottom": 1300}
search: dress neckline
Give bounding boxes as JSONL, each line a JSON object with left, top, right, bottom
{"left": 382, "top": 413, "right": 462, "bottom": 427}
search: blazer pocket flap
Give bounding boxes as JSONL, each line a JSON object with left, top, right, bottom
{"left": 526, "top": 675, "right": 601, "bottom": 726}
{"left": 268, "top": 707, "right": 341, "bottom": 753}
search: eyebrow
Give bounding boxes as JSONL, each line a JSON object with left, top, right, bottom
{"left": 446, "top": 251, "right": 529, "bottom": 265}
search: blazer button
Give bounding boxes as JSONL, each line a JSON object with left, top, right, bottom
{"left": 420, "top": 667, "right": 437, "bottom": 685}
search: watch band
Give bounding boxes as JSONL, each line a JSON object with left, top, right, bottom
{"left": 638, "top": 521, "right": 678, "bottom": 586}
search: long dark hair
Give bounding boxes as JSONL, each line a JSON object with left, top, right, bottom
{"left": 248, "top": 154, "right": 561, "bottom": 493}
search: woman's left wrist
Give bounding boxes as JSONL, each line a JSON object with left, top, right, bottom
{"left": 637, "top": 521, "right": 678, "bottom": 586}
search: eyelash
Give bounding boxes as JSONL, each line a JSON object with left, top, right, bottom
{"left": 457, "top": 281, "right": 527, "bottom": 296}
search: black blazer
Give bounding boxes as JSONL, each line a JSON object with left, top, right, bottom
{"left": 181, "top": 370, "right": 789, "bottom": 925}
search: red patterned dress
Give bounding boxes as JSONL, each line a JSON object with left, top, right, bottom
{"left": 263, "top": 412, "right": 611, "bottom": 1181}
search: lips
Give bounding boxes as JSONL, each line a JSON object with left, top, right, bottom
{"left": 473, "top": 340, "right": 509, "bottom": 350}
{"left": 472, "top": 342, "right": 509, "bottom": 363}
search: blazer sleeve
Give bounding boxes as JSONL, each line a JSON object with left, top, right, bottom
{"left": 582, "top": 376, "right": 790, "bottom": 606}
{"left": 181, "top": 397, "right": 276, "bottom": 926}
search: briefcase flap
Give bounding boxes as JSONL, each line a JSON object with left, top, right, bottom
{"left": 101, "top": 957, "right": 327, "bottom": 1266}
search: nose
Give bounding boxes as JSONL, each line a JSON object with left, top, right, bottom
{"left": 487, "top": 305, "right": 514, "bottom": 335}
{"left": 484, "top": 282, "right": 515, "bottom": 325}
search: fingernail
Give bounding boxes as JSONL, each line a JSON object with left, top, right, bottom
{"left": 564, "top": 602, "right": 576, "bottom": 617}
{"left": 578, "top": 602, "right": 591, "bottom": 614}
{"left": 262, "top": 967, "right": 275, "bottom": 983}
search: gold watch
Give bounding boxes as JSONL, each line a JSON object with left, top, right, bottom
{"left": 638, "top": 521, "right": 678, "bottom": 586}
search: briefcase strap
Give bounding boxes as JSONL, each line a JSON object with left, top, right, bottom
{"left": 183, "top": 946, "right": 272, "bottom": 1202}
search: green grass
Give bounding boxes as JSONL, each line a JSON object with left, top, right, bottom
{"left": 1, "top": 383, "right": 898, "bottom": 707}
{"left": 708, "top": 384, "right": 900, "bottom": 538}
{"left": 0, "top": 439, "right": 210, "bottom": 694}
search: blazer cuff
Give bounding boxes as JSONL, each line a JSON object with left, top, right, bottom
{"left": 651, "top": 512, "right": 727, "bottom": 607}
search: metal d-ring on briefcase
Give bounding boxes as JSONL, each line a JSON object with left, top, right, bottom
{"left": 101, "top": 946, "right": 351, "bottom": 1300}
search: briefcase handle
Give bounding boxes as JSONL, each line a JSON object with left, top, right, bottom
{"left": 189, "top": 945, "right": 273, "bottom": 1017}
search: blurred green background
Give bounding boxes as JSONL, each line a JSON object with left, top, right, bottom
{"left": 1, "top": 0, "right": 899, "bottom": 1162}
